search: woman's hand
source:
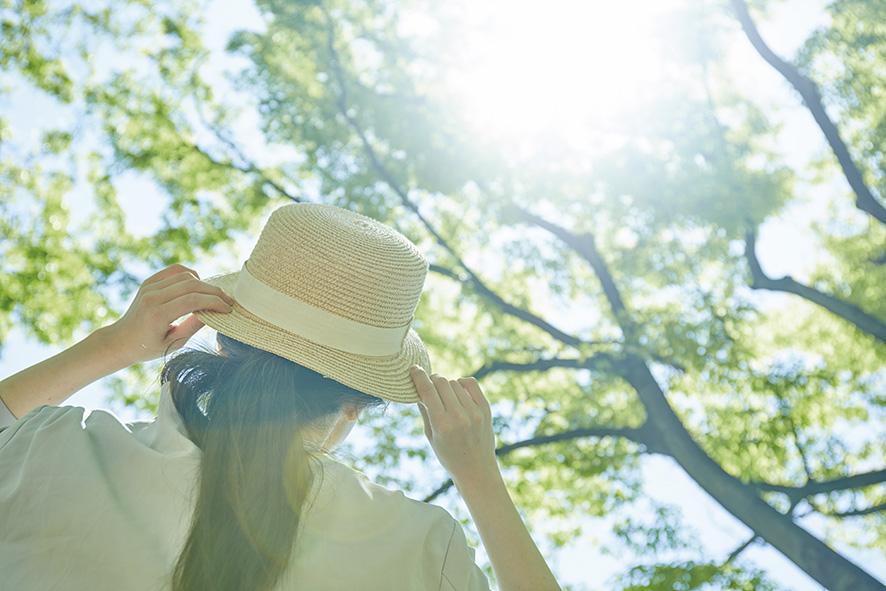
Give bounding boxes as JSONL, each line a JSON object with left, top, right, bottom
{"left": 409, "top": 365, "right": 499, "bottom": 485}
{"left": 0, "top": 264, "right": 236, "bottom": 418}
{"left": 105, "top": 264, "right": 235, "bottom": 365}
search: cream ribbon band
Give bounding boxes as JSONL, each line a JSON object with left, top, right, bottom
{"left": 231, "top": 261, "right": 411, "bottom": 357}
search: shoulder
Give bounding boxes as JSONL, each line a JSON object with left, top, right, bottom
{"left": 318, "top": 457, "right": 489, "bottom": 590}
{"left": 320, "top": 456, "right": 453, "bottom": 520}
{"left": 310, "top": 455, "right": 460, "bottom": 539}
{"left": 0, "top": 403, "right": 135, "bottom": 452}
{"left": 0, "top": 403, "right": 78, "bottom": 447}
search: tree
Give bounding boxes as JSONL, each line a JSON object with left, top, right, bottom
{"left": 2, "top": 0, "right": 883, "bottom": 589}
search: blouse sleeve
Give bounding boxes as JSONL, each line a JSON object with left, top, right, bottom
{"left": 0, "top": 404, "right": 66, "bottom": 450}
{"left": 439, "top": 517, "right": 491, "bottom": 591}
{"left": 0, "top": 395, "right": 17, "bottom": 432}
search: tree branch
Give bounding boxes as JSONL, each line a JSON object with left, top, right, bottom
{"left": 469, "top": 352, "right": 623, "bottom": 380}
{"left": 321, "top": 12, "right": 592, "bottom": 351}
{"left": 318, "top": 9, "right": 882, "bottom": 588}
{"left": 428, "top": 263, "right": 461, "bottom": 281}
{"left": 745, "top": 228, "right": 886, "bottom": 344}
{"left": 504, "top": 204, "right": 637, "bottom": 342}
{"left": 422, "top": 424, "right": 658, "bottom": 503}
{"left": 191, "top": 102, "right": 303, "bottom": 203}
{"left": 723, "top": 535, "right": 758, "bottom": 566}
{"left": 619, "top": 355, "right": 884, "bottom": 590}
{"left": 503, "top": 204, "right": 882, "bottom": 588}
{"left": 752, "top": 468, "right": 886, "bottom": 503}
{"left": 181, "top": 135, "right": 303, "bottom": 203}
{"left": 467, "top": 353, "right": 668, "bottom": 455}
{"left": 502, "top": 205, "right": 687, "bottom": 371}
{"left": 731, "top": 0, "right": 886, "bottom": 226}
{"left": 824, "top": 502, "right": 886, "bottom": 519}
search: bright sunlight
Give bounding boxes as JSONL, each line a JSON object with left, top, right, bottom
{"left": 438, "top": 0, "right": 680, "bottom": 141}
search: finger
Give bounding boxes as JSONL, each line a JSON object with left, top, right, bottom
{"left": 431, "top": 374, "right": 466, "bottom": 413}
{"left": 416, "top": 400, "right": 433, "bottom": 440}
{"left": 458, "top": 377, "right": 491, "bottom": 418}
{"left": 410, "top": 366, "right": 445, "bottom": 414}
{"left": 448, "top": 379, "right": 475, "bottom": 410}
{"left": 160, "top": 292, "right": 232, "bottom": 322}
{"left": 163, "top": 314, "right": 205, "bottom": 349}
{"left": 143, "top": 263, "right": 200, "bottom": 287}
{"left": 144, "top": 269, "right": 200, "bottom": 293}
{"left": 155, "top": 277, "right": 235, "bottom": 307}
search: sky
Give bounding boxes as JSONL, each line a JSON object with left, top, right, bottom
{"left": 1, "top": 0, "right": 884, "bottom": 589}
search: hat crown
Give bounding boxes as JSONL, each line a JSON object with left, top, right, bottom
{"left": 245, "top": 203, "right": 428, "bottom": 328}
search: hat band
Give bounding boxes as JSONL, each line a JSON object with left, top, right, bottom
{"left": 231, "top": 261, "right": 411, "bottom": 357}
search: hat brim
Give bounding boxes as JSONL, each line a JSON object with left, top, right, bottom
{"left": 191, "top": 271, "right": 431, "bottom": 404}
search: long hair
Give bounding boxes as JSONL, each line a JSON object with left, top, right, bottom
{"left": 160, "top": 331, "right": 387, "bottom": 591}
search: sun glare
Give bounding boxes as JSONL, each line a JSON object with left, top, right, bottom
{"left": 440, "top": 0, "right": 676, "bottom": 142}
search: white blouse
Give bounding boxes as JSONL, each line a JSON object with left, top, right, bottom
{"left": 0, "top": 382, "right": 491, "bottom": 590}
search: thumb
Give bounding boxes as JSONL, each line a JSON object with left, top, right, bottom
{"left": 164, "top": 314, "right": 205, "bottom": 351}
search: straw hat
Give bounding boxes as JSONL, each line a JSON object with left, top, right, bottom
{"left": 193, "top": 202, "right": 432, "bottom": 403}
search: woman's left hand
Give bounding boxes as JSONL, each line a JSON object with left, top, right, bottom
{"left": 105, "top": 263, "right": 236, "bottom": 365}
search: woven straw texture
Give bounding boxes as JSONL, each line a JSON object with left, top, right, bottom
{"left": 194, "top": 203, "right": 432, "bottom": 404}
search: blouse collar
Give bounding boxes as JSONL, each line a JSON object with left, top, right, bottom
{"left": 131, "top": 380, "right": 201, "bottom": 457}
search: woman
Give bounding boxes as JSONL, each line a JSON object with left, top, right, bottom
{"left": 0, "top": 203, "right": 561, "bottom": 591}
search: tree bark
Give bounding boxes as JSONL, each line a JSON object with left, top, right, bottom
{"left": 422, "top": 424, "right": 657, "bottom": 503}
{"left": 753, "top": 468, "right": 886, "bottom": 501}
{"left": 511, "top": 204, "right": 885, "bottom": 589}
{"left": 620, "top": 355, "right": 885, "bottom": 591}
{"left": 745, "top": 230, "right": 886, "bottom": 344}
{"left": 731, "top": 0, "right": 886, "bottom": 226}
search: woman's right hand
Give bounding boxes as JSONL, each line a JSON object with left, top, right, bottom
{"left": 409, "top": 365, "right": 498, "bottom": 484}
{"left": 106, "top": 264, "right": 235, "bottom": 365}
